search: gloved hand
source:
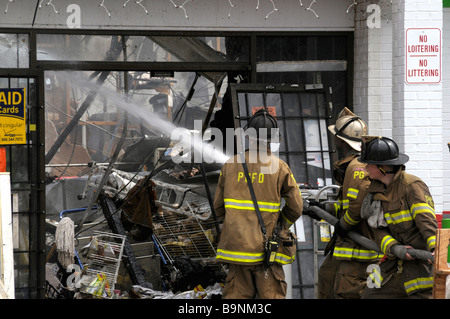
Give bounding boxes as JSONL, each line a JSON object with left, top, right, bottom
{"left": 302, "top": 200, "right": 323, "bottom": 221}
{"left": 333, "top": 220, "right": 348, "bottom": 237}
{"left": 390, "top": 245, "right": 415, "bottom": 261}
{"left": 308, "top": 199, "right": 327, "bottom": 210}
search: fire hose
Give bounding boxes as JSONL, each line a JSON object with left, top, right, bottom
{"left": 305, "top": 201, "right": 434, "bottom": 263}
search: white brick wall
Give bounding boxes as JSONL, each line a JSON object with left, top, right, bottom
{"left": 367, "top": 17, "right": 393, "bottom": 137}
{"left": 354, "top": 0, "right": 393, "bottom": 137}
{"left": 393, "top": 0, "right": 443, "bottom": 213}
{"left": 443, "top": 8, "right": 450, "bottom": 212}
{"left": 353, "top": 2, "right": 369, "bottom": 121}
{"left": 355, "top": 0, "right": 445, "bottom": 213}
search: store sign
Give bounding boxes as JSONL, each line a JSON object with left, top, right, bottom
{"left": 0, "top": 88, "right": 26, "bottom": 145}
{"left": 406, "top": 28, "right": 441, "bottom": 84}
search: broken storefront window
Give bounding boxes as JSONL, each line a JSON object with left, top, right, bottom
{"left": 44, "top": 67, "right": 228, "bottom": 299}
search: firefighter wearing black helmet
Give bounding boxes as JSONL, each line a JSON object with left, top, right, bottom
{"left": 214, "top": 108, "right": 303, "bottom": 299}
{"left": 358, "top": 136, "right": 437, "bottom": 299}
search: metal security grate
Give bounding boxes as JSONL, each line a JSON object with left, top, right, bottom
{"left": 152, "top": 182, "right": 218, "bottom": 265}
{"left": 230, "top": 83, "right": 334, "bottom": 188}
{"left": 153, "top": 213, "right": 217, "bottom": 261}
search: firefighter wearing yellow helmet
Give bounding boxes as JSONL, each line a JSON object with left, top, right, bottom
{"left": 315, "top": 107, "right": 383, "bottom": 299}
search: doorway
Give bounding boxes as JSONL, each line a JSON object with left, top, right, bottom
{"left": 0, "top": 75, "right": 46, "bottom": 299}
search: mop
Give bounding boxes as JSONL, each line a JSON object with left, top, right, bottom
{"left": 55, "top": 217, "right": 76, "bottom": 268}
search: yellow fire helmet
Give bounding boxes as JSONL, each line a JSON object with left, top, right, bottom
{"left": 328, "top": 107, "right": 368, "bottom": 152}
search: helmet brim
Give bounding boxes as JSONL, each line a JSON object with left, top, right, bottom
{"left": 328, "top": 124, "right": 362, "bottom": 152}
{"left": 358, "top": 153, "right": 409, "bottom": 165}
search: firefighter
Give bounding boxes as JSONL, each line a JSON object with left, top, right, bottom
{"left": 214, "top": 109, "right": 303, "bottom": 299}
{"left": 358, "top": 136, "right": 437, "bottom": 299}
{"left": 312, "top": 107, "right": 383, "bottom": 299}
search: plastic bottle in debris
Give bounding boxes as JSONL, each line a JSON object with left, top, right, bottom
{"left": 112, "top": 290, "right": 121, "bottom": 299}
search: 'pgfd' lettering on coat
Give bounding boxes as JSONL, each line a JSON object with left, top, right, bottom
{"left": 237, "top": 171, "right": 264, "bottom": 184}
{"left": 353, "top": 168, "right": 365, "bottom": 180}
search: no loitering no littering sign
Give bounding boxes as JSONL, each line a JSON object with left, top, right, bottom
{"left": 0, "top": 88, "right": 27, "bottom": 145}
{"left": 406, "top": 28, "right": 441, "bottom": 84}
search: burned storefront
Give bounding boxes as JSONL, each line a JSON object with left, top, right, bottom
{"left": 0, "top": 0, "right": 447, "bottom": 301}
{"left": 42, "top": 65, "right": 338, "bottom": 299}
{"left": 43, "top": 36, "right": 234, "bottom": 299}
{"left": 4, "top": 31, "right": 348, "bottom": 299}
{"left": 0, "top": 1, "right": 357, "bottom": 299}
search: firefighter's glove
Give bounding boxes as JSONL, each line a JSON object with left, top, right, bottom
{"left": 390, "top": 245, "right": 415, "bottom": 261}
{"left": 302, "top": 200, "right": 322, "bottom": 221}
{"left": 334, "top": 220, "right": 348, "bottom": 237}
{"left": 309, "top": 199, "right": 327, "bottom": 211}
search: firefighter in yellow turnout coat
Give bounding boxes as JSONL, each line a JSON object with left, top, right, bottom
{"left": 214, "top": 109, "right": 303, "bottom": 299}
{"left": 316, "top": 108, "right": 382, "bottom": 299}
{"left": 359, "top": 136, "right": 437, "bottom": 299}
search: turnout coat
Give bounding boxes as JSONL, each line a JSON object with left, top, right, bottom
{"left": 366, "top": 168, "right": 438, "bottom": 295}
{"left": 214, "top": 150, "right": 303, "bottom": 266}
{"left": 332, "top": 154, "right": 383, "bottom": 262}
